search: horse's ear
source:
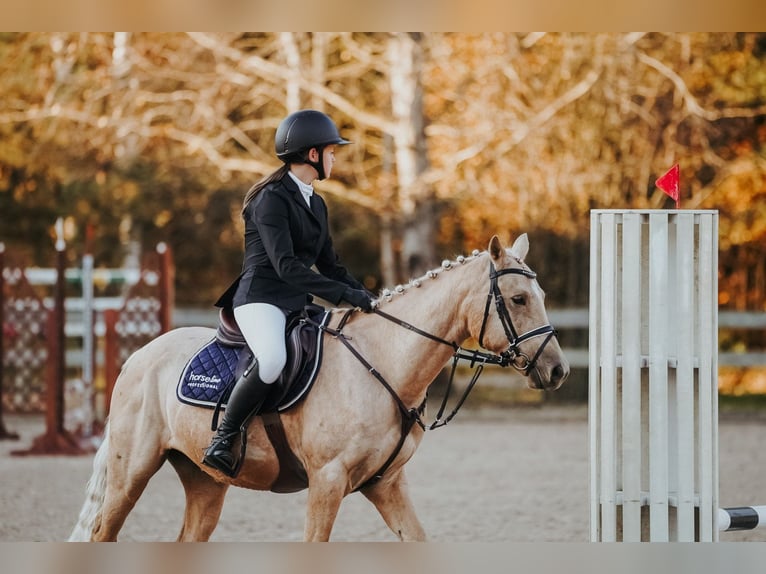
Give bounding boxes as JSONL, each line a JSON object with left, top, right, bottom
{"left": 489, "top": 235, "right": 505, "bottom": 262}
{"left": 510, "top": 233, "right": 529, "bottom": 261}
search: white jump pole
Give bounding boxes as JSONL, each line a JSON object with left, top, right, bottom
{"left": 718, "top": 506, "right": 766, "bottom": 532}
{"left": 589, "top": 210, "right": 719, "bottom": 542}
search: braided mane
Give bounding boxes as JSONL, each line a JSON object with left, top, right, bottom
{"left": 374, "top": 250, "right": 487, "bottom": 305}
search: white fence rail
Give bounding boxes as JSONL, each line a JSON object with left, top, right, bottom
{"left": 55, "top": 307, "right": 766, "bottom": 369}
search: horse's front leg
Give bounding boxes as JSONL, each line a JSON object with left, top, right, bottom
{"left": 361, "top": 469, "right": 426, "bottom": 541}
{"left": 303, "top": 463, "right": 348, "bottom": 541}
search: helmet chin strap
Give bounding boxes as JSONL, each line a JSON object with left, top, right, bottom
{"left": 305, "top": 146, "right": 326, "bottom": 180}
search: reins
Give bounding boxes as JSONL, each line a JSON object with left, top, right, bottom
{"left": 310, "top": 258, "right": 560, "bottom": 489}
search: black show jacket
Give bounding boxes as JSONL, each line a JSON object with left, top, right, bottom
{"left": 216, "top": 174, "right": 365, "bottom": 312}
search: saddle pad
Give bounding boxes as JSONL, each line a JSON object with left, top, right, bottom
{"left": 176, "top": 310, "right": 329, "bottom": 412}
{"left": 177, "top": 339, "right": 241, "bottom": 408}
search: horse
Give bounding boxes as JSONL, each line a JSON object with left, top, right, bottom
{"left": 68, "top": 234, "right": 569, "bottom": 542}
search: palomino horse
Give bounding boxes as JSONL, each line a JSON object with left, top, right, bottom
{"left": 68, "top": 234, "right": 568, "bottom": 541}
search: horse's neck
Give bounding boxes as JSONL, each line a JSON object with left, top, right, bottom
{"left": 367, "top": 259, "right": 481, "bottom": 406}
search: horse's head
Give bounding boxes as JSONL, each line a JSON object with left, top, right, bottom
{"left": 473, "top": 234, "right": 569, "bottom": 391}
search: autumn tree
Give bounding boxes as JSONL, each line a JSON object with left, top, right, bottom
{"left": 1, "top": 32, "right": 765, "bottom": 312}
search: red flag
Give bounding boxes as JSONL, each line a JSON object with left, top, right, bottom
{"left": 656, "top": 164, "right": 680, "bottom": 209}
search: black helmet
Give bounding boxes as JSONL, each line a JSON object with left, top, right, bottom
{"left": 275, "top": 110, "right": 351, "bottom": 161}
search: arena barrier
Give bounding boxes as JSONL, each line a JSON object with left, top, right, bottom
{"left": 589, "top": 209, "right": 766, "bottom": 541}
{"left": 1, "top": 224, "right": 173, "bottom": 453}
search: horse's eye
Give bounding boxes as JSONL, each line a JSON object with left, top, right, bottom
{"left": 511, "top": 295, "right": 526, "bottom": 306}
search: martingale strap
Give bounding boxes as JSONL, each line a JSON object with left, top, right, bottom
{"left": 313, "top": 313, "right": 508, "bottom": 487}
{"left": 315, "top": 309, "right": 425, "bottom": 491}
{"left": 371, "top": 308, "right": 508, "bottom": 429}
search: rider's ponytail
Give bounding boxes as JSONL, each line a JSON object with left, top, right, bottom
{"left": 241, "top": 164, "right": 290, "bottom": 216}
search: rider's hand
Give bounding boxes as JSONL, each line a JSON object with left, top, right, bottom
{"left": 342, "top": 287, "right": 375, "bottom": 313}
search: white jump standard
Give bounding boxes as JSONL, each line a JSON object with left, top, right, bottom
{"left": 589, "top": 209, "right": 766, "bottom": 542}
{"left": 589, "top": 210, "right": 720, "bottom": 542}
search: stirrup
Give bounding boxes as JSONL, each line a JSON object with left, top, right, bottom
{"left": 202, "top": 432, "right": 239, "bottom": 476}
{"left": 202, "top": 427, "right": 248, "bottom": 478}
{"left": 202, "top": 452, "right": 239, "bottom": 477}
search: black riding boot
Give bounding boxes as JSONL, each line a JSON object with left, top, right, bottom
{"left": 202, "top": 357, "right": 271, "bottom": 477}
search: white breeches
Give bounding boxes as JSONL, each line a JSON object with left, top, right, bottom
{"left": 233, "top": 303, "right": 287, "bottom": 384}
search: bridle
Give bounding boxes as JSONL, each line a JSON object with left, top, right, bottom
{"left": 478, "top": 261, "right": 558, "bottom": 375}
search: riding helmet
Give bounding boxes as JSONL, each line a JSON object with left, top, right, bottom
{"left": 274, "top": 110, "right": 351, "bottom": 161}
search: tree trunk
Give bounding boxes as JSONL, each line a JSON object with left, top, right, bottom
{"left": 279, "top": 32, "right": 301, "bottom": 112}
{"left": 388, "top": 33, "right": 436, "bottom": 280}
{"left": 310, "top": 34, "right": 329, "bottom": 111}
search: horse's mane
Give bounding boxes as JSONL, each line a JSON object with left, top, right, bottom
{"left": 326, "top": 242, "right": 532, "bottom": 314}
{"left": 372, "top": 249, "right": 488, "bottom": 307}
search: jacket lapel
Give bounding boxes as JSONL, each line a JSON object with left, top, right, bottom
{"left": 282, "top": 175, "right": 319, "bottom": 222}
{"left": 279, "top": 174, "right": 329, "bottom": 257}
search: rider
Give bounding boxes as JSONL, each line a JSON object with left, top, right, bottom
{"left": 202, "top": 109, "right": 375, "bottom": 477}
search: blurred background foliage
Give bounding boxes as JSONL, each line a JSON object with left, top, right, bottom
{"left": 1, "top": 33, "right": 765, "bottom": 395}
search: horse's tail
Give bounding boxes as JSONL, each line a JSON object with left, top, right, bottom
{"left": 68, "top": 421, "right": 110, "bottom": 542}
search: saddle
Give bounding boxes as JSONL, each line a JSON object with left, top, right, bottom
{"left": 215, "top": 303, "right": 327, "bottom": 412}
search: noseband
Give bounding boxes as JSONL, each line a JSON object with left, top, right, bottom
{"left": 477, "top": 261, "right": 557, "bottom": 375}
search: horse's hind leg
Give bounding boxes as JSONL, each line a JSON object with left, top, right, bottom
{"left": 92, "top": 444, "right": 166, "bottom": 541}
{"left": 90, "top": 407, "right": 173, "bottom": 541}
{"left": 167, "top": 450, "right": 229, "bottom": 541}
{"left": 361, "top": 469, "right": 426, "bottom": 541}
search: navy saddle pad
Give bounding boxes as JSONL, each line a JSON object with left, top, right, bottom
{"left": 176, "top": 310, "right": 330, "bottom": 412}
{"left": 177, "top": 340, "right": 242, "bottom": 407}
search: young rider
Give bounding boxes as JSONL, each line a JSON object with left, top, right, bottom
{"left": 202, "top": 110, "right": 375, "bottom": 477}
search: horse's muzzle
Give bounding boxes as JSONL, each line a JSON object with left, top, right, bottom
{"left": 528, "top": 360, "right": 569, "bottom": 391}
